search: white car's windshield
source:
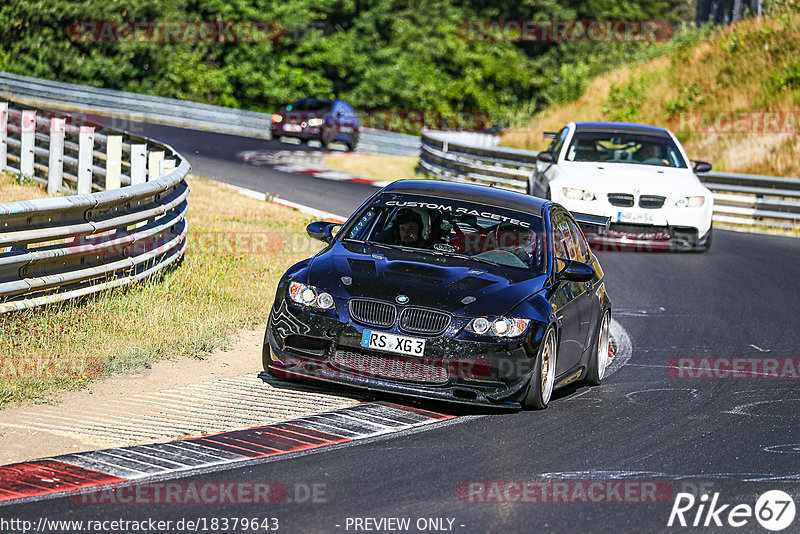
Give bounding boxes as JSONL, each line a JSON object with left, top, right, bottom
{"left": 565, "top": 131, "right": 687, "bottom": 168}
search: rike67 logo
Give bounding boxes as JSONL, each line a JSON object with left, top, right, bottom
{"left": 668, "top": 490, "right": 796, "bottom": 531}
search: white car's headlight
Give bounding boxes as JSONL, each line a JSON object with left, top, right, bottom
{"left": 467, "top": 317, "right": 530, "bottom": 338}
{"left": 562, "top": 187, "right": 596, "bottom": 201}
{"left": 288, "top": 281, "right": 335, "bottom": 309}
{"left": 307, "top": 118, "right": 325, "bottom": 127}
{"left": 675, "top": 196, "right": 706, "bottom": 208}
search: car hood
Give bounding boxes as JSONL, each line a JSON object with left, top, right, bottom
{"left": 305, "top": 241, "right": 547, "bottom": 317}
{"left": 557, "top": 162, "right": 709, "bottom": 196}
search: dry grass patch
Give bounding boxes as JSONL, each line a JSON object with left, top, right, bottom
{"left": 0, "top": 172, "right": 51, "bottom": 202}
{"left": 323, "top": 153, "right": 422, "bottom": 182}
{"left": 0, "top": 175, "right": 322, "bottom": 408}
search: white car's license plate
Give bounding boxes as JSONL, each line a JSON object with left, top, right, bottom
{"left": 283, "top": 124, "right": 302, "bottom": 132}
{"left": 361, "top": 329, "right": 426, "bottom": 356}
{"left": 617, "top": 211, "right": 656, "bottom": 224}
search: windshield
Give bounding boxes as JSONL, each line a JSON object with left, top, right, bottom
{"left": 286, "top": 98, "right": 334, "bottom": 112}
{"left": 342, "top": 193, "right": 546, "bottom": 273}
{"left": 565, "top": 131, "right": 687, "bottom": 168}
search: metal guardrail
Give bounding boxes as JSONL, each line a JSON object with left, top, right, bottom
{"left": 0, "top": 100, "right": 191, "bottom": 313}
{"left": 419, "top": 130, "right": 800, "bottom": 230}
{"left": 0, "top": 71, "right": 422, "bottom": 156}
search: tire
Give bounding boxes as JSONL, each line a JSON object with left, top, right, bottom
{"left": 262, "top": 320, "right": 276, "bottom": 374}
{"left": 321, "top": 128, "right": 335, "bottom": 148}
{"left": 696, "top": 226, "right": 712, "bottom": 253}
{"left": 583, "top": 309, "right": 610, "bottom": 386}
{"left": 522, "top": 326, "right": 558, "bottom": 410}
{"left": 346, "top": 132, "right": 359, "bottom": 152}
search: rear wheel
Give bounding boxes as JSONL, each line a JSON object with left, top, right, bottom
{"left": 346, "top": 132, "right": 359, "bottom": 152}
{"left": 583, "top": 309, "right": 610, "bottom": 386}
{"left": 522, "top": 326, "right": 557, "bottom": 410}
{"left": 321, "top": 127, "right": 335, "bottom": 148}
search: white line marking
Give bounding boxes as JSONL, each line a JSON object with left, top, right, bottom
{"left": 625, "top": 388, "right": 699, "bottom": 405}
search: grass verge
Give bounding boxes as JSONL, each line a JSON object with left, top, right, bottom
{"left": 0, "top": 174, "right": 322, "bottom": 408}
{"left": 323, "top": 153, "right": 422, "bottom": 182}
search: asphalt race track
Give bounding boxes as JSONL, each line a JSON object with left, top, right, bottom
{"left": 5, "top": 123, "right": 800, "bottom": 532}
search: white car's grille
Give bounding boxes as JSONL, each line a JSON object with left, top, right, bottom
{"left": 607, "top": 193, "right": 634, "bottom": 207}
{"left": 639, "top": 195, "right": 666, "bottom": 209}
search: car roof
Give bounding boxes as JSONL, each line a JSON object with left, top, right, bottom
{"left": 379, "top": 180, "right": 548, "bottom": 216}
{"left": 572, "top": 121, "right": 671, "bottom": 138}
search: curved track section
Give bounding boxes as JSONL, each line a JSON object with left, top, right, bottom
{"left": 6, "top": 121, "right": 800, "bottom": 532}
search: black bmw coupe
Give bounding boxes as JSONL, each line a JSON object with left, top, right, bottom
{"left": 263, "top": 180, "right": 612, "bottom": 409}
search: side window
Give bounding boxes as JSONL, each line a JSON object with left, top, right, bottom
{"left": 551, "top": 213, "right": 570, "bottom": 260}
{"left": 565, "top": 216, "right": 589, "bottom": 261}
{"left": 547, "top": 127, "right": 569, "bottom": 159}
{"left": 553, "top": 212, "right": 584, "bottom": 262}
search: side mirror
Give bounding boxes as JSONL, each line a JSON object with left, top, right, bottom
{"left": 537, "top": 151, "right": 554, "bottom": 163}
{"left": 557, "top": 259, "right": 594, "bottom": 282}
{"left": 543, "top": 131, "right": 557, "bottom": 139}
{"left": 306, "top": 221, "right": 340, "bottom": 243}
{"left": 693, "top": 160, "right": 712, "bottom": 173}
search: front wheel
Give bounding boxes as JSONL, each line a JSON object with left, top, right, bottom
{"left": 522, "top": 326, "right": 558, "bottom": 409}
{"left": 695, "top": 226, "right": 712, "bottom": 253}
{"left": 583, "top": 309, "right": 610, "bottom": 386}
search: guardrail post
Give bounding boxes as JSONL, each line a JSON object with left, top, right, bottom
{"left": 130, "top": 144, "right": 147, "bottom": 185}
{"left": 77, "top": 126, "right": 94, "bottom": 195}
{"left": 20, "top": 110, "right": 36, "bottom": 178}
{"left": 0, "top": 102, "right": 7, "bottom": 171}
{"left": 148, "top": 151, "right": 164, "bottom": 180}
{"left": 105, "top": 135, "right": 122, "bottom": 190}
{"left": 47, "top": 118, "right": 66, "bottom": 195}
{"left": 161, "top": 158, "right": 176, "bottom": 177}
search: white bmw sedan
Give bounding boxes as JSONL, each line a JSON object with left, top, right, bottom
{"left": 528, "top": 121, "right": 714, "bottom": 251}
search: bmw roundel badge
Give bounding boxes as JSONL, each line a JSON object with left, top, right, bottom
{"left": 396, "top": 295, "right": 409, "bottom": 304}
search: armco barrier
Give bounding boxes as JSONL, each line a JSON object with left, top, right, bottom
{"left": 0, "top": 100, "right": 190, "bottom": 313}
{"left": 419, "top": 130, "right": 800, "bottom": 230}
{"left": 0, "top": 71, "right": 422, "bottom": 156}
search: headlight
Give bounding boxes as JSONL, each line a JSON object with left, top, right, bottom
{"left": 562, "top": 187, "right": 596, "bottom": 201}
{"left": 467, "top": 317, "right": 530, "bottom": 338}
{"left": 271, "top": 114, "right": 283, "bottom": 123}
{"left": 288, "top": 281, "right": 335, "bottom": 310}
{"left": 307, "top": 118, "right": 325, "bottom": 127}
{"left": 675, "top": 196, "right": 706, "bottom": 208}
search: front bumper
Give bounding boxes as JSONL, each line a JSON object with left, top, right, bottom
{"left": 265, "top": 300, "right": 541, "bottom": 410}
{"left": 271, "top": 125, "right": 324, "bottom": 140}
{"left": 583, "top": 223, "right": 712, "bottom": 252}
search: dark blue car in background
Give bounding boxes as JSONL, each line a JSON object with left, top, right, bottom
{"left": 270, "top": 97, "right": 360, "bottom": 151}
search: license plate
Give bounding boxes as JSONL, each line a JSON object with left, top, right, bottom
{"left": 617, "top": 211, "right": 656, "bottom": 224}
{"left": 283, "top": 124, "right": 302, "bottom": 132}
{"left": 361, "top": 329, "right": 426, "bottom": 356}
{"left": 338, "top": 125, "right": 353, "bottom": 133}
